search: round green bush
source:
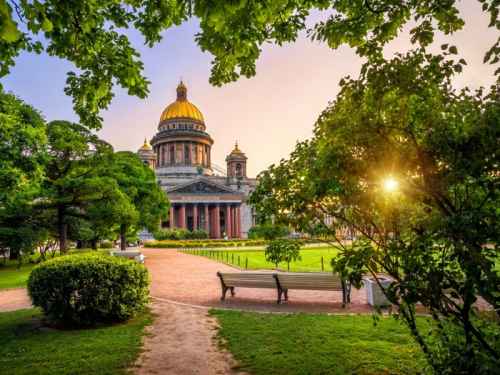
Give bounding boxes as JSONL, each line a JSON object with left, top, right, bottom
{"left": 28, "top": 253, "right": 149, "bottom": 326}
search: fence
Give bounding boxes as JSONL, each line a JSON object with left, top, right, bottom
{"left": 181, "top": 248, "right": 332, "bottom": 272}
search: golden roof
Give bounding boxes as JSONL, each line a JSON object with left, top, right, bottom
{"left": 159, "top": 81, "right": 205, "bottom": 124}
{"left": 228, "top": 141, "right": 246, "bottom": 157}
{"left": 139, "top": 138, "right": 152, "bottom": 151}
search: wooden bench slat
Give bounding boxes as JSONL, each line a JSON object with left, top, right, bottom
{"left": 217, "top": 271, "right": 350, "bottom": 306}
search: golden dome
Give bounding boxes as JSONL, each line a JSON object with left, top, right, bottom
{"left": 139, "top": 138, "right": 152, "bottom": 151}
{"left": 159, "top": 81, "right": 205, "bottom": 124}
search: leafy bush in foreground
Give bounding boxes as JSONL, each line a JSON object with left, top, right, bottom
{"left": 28, "top": 253, "right": 149, "bottom": 326}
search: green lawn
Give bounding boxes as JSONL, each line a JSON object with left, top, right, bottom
{"left": 212, "top": 310, "right": 428, "bottom": 375}
{"left": 186, "top": 247, "right": 340, "bottom": 272}
{"left": 0, "top": 308, "right": 151, "bottom": 375}
{"left": 0, "top": 249, "right": 112, "bottom": 290}
{"left": 0, "top": 262, "right": 35, "bottom": 290}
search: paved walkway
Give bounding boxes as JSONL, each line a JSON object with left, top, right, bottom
{"left": 0, "top": 288, "right": 31, "bottom": 312}
{"left": 144, "top": 248, "right": 371, "bottom": 313}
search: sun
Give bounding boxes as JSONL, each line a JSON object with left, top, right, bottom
{"left": 383, "top": 177, "right": 399, "bottom": 193}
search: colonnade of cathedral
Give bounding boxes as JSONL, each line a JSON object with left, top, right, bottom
{"left": 155, "top": 141, "right": 211, "bottom": 167}
{"left": 168, "top": 203, "right": 241, "bottom": 239}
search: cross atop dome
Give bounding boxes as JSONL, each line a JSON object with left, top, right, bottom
{"left": 176, "top": 80, "right": 187, "bottom": 101}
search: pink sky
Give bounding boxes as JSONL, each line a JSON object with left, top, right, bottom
{"left": 4, "top": 2, "right": 497, "bottom": 177}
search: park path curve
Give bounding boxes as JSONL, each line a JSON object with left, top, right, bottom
{"left": 144, "top": 248, "right": 371, "bottom": 314}
{"left": 0, "top": 288, "right": 31, "bottom": 312}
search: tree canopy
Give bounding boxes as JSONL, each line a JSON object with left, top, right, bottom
{"left": 0, "top": 93, "right": 169, "bottom": 254}
{"left": 1, "top": 0, "right": 498, "bottom": 128}
{"left": 250, "top": 50, "right": 500, "bottom": 372}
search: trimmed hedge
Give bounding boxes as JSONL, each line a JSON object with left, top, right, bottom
{"left": 154, "top": 228, "right": 209, "bottom": 240}
{"left": 28, "top": 253, "right": 149, "bottom": 326}
{"left": 144, "top": 239, "right": 269, "bottom": 248}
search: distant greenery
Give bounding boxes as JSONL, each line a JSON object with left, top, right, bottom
{"left": 212, "top": 310, "right": 428, "bottom": 374}
{"left": 184, "top": 247, "right": 339, "bottom": 272}
{"left": 28, "top": 253, "right": 149, "bottom": 326}
{"left": 144, "top": 239, "right": 269, "bottom": 249}
{"left": 154, "top": 228, "right": 209, "bottom": 240}
{"left": 0, "top": 308, "right": 151, "bottom": 375}
{"left": 248, "top": 223, "right": 289, "bottom": 240}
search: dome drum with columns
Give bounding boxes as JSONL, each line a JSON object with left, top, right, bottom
{"left": 138, "top": 81, "right": 256, "bottom": 239}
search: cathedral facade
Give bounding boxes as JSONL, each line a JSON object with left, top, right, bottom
{"left": 137, "top": 82, "right": 256, "bottom": 238}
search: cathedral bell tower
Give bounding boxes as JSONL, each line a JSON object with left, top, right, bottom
{"left": 226, "top": 142, "right": 247, "bottom": 179}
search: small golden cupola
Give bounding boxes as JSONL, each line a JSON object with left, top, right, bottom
{"left": 137, "top": 138, "right": 156, "bottom": 169}
{"left": 226, "top": 141, "right": 247, "bottom": 178}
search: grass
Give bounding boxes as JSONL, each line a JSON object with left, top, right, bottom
{"left": 185, "top": 247, "right": 340, "bottom": 272}
{"left": 0, "top": 308, "right": 151, "bottom": 375}
{"left": 0, "top": 249, "right": 112, "bottom": 290}
{"left": 0, "top": 262, "right": 35, "bottom": 290}
{"left": 211, "top": 309, "right": 428, "bottom": 375}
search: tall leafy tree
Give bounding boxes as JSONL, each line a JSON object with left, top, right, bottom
{"left": 0, "top": 0, "right": 498, "bottom": 129}
{"left": 0, "top": 90, "right": 47, "bottom": 259}
{"left": 37, "top": 120, "right": 114, "bottom": 251}
{"left": 110, "top": 151, "right": 168, "bottom": 250}
{"left": 250, "top": 51, "right": 500, "bottom": 372}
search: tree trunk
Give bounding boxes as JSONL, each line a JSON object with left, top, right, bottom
{"left": 91, "top": 239, "right": 98, "bottom": 250}
{"left": 120, "top": 224, "right": 127, "bottom": 251}
{"left": 57, "top": 206, "right": 67, "bottom": 253}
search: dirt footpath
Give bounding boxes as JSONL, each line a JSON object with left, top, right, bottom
{"left": 0, "top": 288, "right": 31, "bottom": 312}
{"left": 134, "top": 300, "right": 246, "bottom": 375}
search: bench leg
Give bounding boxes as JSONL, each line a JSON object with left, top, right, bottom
{"left": 277, "top": 288, "right": 283, "bottom": 304}
{"left": 284, "top": 289, "right": 288, "bottom": 301}
{"left": 221, "top": 286, "right": 228, "bottom": 301}
{"left": 230, "top": 287, "right": 235, "bottom": 297}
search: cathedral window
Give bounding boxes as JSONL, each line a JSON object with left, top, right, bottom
{"left": 169, "top": 145, "right": 175, "bottom": 164}
{"left": 184, "top": 144, "right": 191, "bottom": 165}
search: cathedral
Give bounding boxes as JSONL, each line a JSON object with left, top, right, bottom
{"left": 137, "top": 82, "right": 256, "bottom": 238}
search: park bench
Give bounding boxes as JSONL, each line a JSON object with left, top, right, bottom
{"left": 216, "top": 272, "right": 277, "bottom": 301}
{"left": 216, "top": 271, "right": 350, "bottom": 306}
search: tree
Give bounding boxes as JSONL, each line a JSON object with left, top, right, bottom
{"left": 250, "top": 50, "right": 500, "bottom": 373}
{"left": 109, "top": 151, "right": 169, "bottom": 250}
{"left": 1, "top": 1, "right": 498, "bottom": 129}
{"left": 248, "top": 223, "right": 290, "bottom": 240}
{"left": 37, "top": 120, "right": 115, "bottom": 252}
{"left": 0, "top": 90, "right": 47, "bottom": 259}
{"left": 265, "top": 239, "right": 301, "bottom": 271}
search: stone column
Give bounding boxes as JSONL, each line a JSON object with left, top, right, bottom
{"left": 226, "top": 204, "right": 232, "bottom": 239}
{"left": 179, "top": 204, "right": 186, "bottom": 229}
{"left": 235, "top": 205, "right": 241, "bottom": 238}
{"left": 214, "top": 204, "right": 221, "bottom": 239}
{"left": 204, "top": 204, "right": 209, "bottom": 234}
{"left": 193, "top": 204, "right": 198, "bottom": 231}
{"left": 169, "top": 206, "right": 175, "bottom": 228}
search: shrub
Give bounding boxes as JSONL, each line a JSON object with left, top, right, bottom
{"left": 99, "top": 241, "right": 114, "bottom": 249}
{"left": 248, "top": 223, "right": 290, "bottom": 240}
{"left": 144, "top": 239, "right": 269, "bottom": 248}
{"left": 153, "top": 228, "right": 209, "bottom": 240}
{"left": 28, "top": 253, "right": 149, "bottom": 326}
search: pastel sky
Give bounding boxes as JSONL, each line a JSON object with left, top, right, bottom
{"left": 2, "top": 2, "right": 497, "bottom": 177}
